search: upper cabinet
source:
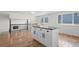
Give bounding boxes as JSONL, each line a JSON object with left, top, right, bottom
{"left": 40, "top": 16, "right": 48, "bottom": 23}
{"left": 45, "top": 17, "right": 48, "bottom": 23}
{"left": 41, "top": 18, "right": 44, "bottom": 23}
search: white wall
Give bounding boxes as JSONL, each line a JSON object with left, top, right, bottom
{"left": 36, "top": 11, "right": 78, "bottom": 26}
{"left": 0, "top": 13, "right": 9, "bottom": 33}
{"left": 49, "top": 11, "right": 79, "bottom": 36}
{"left": 9, "top": 13, "right": 37, "bottom": 24}
{"left": 11, "top": 19, "right": 27, "bottom": 24}
{"left": 11, "top": 19, "right": 32, "bottom": 31}
{"left": 9, "top": 13, "right": 36, "bottom": 31}
{"left": 0, "top": 12, "right": 37, "bottom": 33}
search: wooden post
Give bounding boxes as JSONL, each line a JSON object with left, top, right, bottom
{"left": 9, "top": 18, "right": 11, "bottom": 34}
{"left": 27, "top": 19, "right": 28, "bottom": 30}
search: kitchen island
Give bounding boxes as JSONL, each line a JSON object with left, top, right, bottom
{"left": 31, "top": 26, "right": 59, "bottom": 47}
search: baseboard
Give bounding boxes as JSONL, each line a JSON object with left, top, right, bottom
{"left": 0, "top": 31, "right": 9, "bottom": 34}
{"left": 59, "top": 32, "right": 79, "bottom": 38}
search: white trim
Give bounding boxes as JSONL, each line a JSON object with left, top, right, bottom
{"left": 61, "top": 14, "right": 63, "bottom": 24}
{"left": 72, "top": 13, "right": 74, "bottom": 25}
{"left": 59, "top": 24, "right": 74, "bottom": 26}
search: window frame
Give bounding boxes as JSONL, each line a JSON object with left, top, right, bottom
{"left": 58, "top": 13, "right": 79, "bottom": 26}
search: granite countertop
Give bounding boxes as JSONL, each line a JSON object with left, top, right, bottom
{"left": 32, "top": 25, "right": 58, "bottom": 30}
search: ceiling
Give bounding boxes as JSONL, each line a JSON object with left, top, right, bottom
{"left": 0, "top": 11, "right": 59, "bottom": 16}
{"left": 30, "top": 11, "right": 59, "bottom": 16}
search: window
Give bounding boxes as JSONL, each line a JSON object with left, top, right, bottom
{"left": 58, "top": 15, "right": 61, "bottom": 24}
{"left": 74, "top": 13, "right": 79, "bottom": 24}
{"left": 45, "top": 17, "right": 48, "bottom": 23}
{"left": 63, "top": 14, "right": 72, "bottom": 24}
{"left": 58, "top": 14, "right": 74, "bottom": 25}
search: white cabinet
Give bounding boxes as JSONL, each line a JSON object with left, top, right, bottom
{"left": 36, "top": 28, "right": 41, "bottom": 42}
{"left": 31, "top": 27, "right": 38, "bottom": 40}
{"left": 51, "top": 29, "right": 59, "bottom": 47}
{"left": 37, "top": 28, "right": 43, "bottom": 43}
{"left": 41, "top": 29, "right": 46, "bottom": 45}
{"left": 44, "top": 29, "right": 52, "bottom": 46}
{"left": 31, "top": 27, "right": 42, "bottom": 42}
{"left": 32, "top": 26, "right": 59, "bottom": 47}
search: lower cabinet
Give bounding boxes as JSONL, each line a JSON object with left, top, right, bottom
{"left": 32, "top": 27, "right": 59, "bottom": 47}
{"left": 31, "top": 27, "right": 38, "bottom": 40}
{"left": 44, "top": 29, "right": 52, "bottom": 46}
{"left": 36, "top": 28, "right": 42, "bottom": 42}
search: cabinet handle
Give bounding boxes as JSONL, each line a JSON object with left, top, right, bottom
{"left": 47, "top": 31, "right": 49, "bottom": 32}
{"left": 40, "top": 29, "right": 42, "bottom": 30}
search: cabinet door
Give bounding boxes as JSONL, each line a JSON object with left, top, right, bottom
{"left": 33, "top": 28, "right": 45, "bottom": 45}
{"left": 31, "top": 27, "right": 34, "bottom": 37}
{"left": 44, "top": 30, "right": 52, "bottom": 47}
{"left": 37, "top": 28, "right": 42, "bottom": 41}
{"left": 37, "top": 29, "right": 45, "bottom": 45}
{"left": 45, "top": 17, "right": 48, "bottom": 23}
{"left": 32, "top": 27, "right": 38, "bottom": 40}
{"left": 40, "top": 29, "right": 52, "bottom": 46}
{"left": 32, "top": 27, "right": 36, "bottom": 39}
{"left": 52, "top": 29, "right": 59, "bottom": 47}
{"left": 41, "top": 18, "right": 43, "bottom": 23}
{"left": 36, "top": 28, "right": 40, "bottom": 40}
{"left": 34, "top": 28, "right": 39, "bottom": 40}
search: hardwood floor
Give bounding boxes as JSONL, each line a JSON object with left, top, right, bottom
{"left": 0, "top": 30, "right": 79, "bottom": 47}
{"left": 0, "top": 30, "right": 44, "bottom": 47}
{"left": 59, "top": 33, "right": 79, "bottom": 47}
